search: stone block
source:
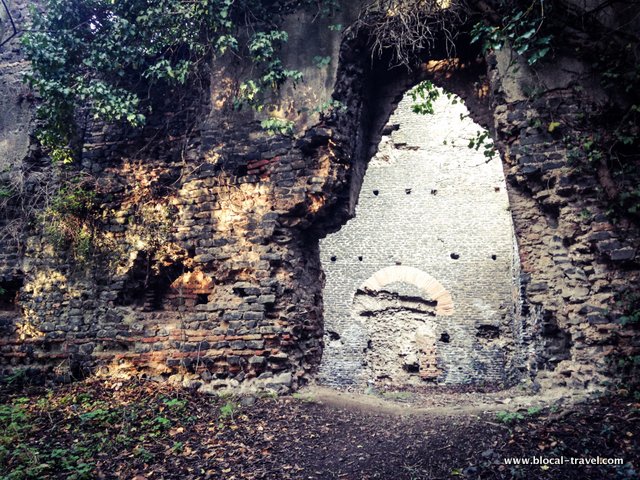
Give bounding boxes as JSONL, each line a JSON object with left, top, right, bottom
{"left": 609, "top": 248, "right": 636, "bottom": 262}
{"left": 243, "top": 311, "right": 265, "bottom": 321}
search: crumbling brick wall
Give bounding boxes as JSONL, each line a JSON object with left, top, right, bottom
{"left": 317, "top": 93, "right": 522, "bottom": 387}
{"left": 0, "top": 0, "right": 638, "bottom": 393}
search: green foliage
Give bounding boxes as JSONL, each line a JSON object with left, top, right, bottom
{"left": 495, "top": 410, "right": 524, "bottom": 423}
{"left": 618, "top": 186, "right": 640, "bottom": 216}
{"left": 42, "top": 179, "right": 97, "bottom": 262}
{"left": 579, "top": 208, "right": 593, "bottom": 222}
{"left": 468, "top": 131, "right": 497, "bottom": 160}
{"left": 0, "top": 401, "right": 30, "bottom": 438}
{"left": 154, "top": 416, "right": 172, "bottom": 430}
{"left": 219, "top": 400, "right": 239, "bottom": 420}
{"left": 408, "top": 80, "right": 441, "bottom": 115}
{"left": 0, "top": 371, "right": 27, "bottom": 389}
{"left": 0, "top": 383, "right": 208, "bottom": 479}
{"left": 595, "top": 42, "right": 640, "bottom": 95}
{"left": 0, "top": 388, "right": 159, "bottom": 480}
{"left": 313, "top": 55, "right": 332, "bottom": 68}
{"left": 617, "top": 291, "right": 640, "bottom": 327}
{"left": 567, "top": 126, "right": 640, "bottom": 221}
{"left": 234, "top": 29, "right": 304, "bottom": 117}
{"left": 565, "top": 134, "right": 601, "bottom": 173}
{"left": 310, "top": 98, "right": 347, "bottom": 118}
{"left": 170, "top": 440, "right": 185, "bottom": 453}
{"left": 596, "top": 48, "right": 640, "bottom": 219}
{"left": 247, "top": 30, "right": 303, "bottom": 91}
{"left": 49, "top": 184, "right": 96, "bottom": 218}
{"left": 0, "top": 185, "right": 12, "bottom": 199}
{"left": 163, "top": 397, "right": 187, "bottom": 410}
{"left": 23, "top": 0, "right": 332, "bottom": 158}
{"left": 260, "top": 117, "right": 295, "bottom": 136}
{"left": 470, "top": 1, "right": 552, "bottom": 66}
{"left": 409, "top": 81, "right": 496, "bottom": 160}
{"left": 408, "top": 80, "right": 461, "bottom": 115}
{"left": 315, "top": 0, "right": 340, "bottom": 17}
{"left": 526, "top": 406, "right": 542, "bottom": 416}
{"left": 618, "top": 355, "right": 640, "bottom": 369}
{"left": 0, "top": 400, "right": 48, "bottom": 480}
{"left": 607, "top": 291, "right": 640, "bottom": 395}
{"left": 133, "top": 446, "right": 153, "bottom": 462}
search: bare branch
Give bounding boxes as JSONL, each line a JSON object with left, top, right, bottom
{"left": 355, "top": 0, "right": 467, "bottom": 68}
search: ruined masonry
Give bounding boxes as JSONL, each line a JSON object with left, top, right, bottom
{"left": 0, "top": 0, "right": 639, "bottom": 393}
{"left": 319, "top": 92, "right": 523, "bottom": 386}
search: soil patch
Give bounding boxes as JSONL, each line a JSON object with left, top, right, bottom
{"left": 0, "top": 378, "right": 637, "bottom": 479}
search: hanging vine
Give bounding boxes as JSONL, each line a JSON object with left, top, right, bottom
{"left": 22, "top": 0, "right": 337, "bottom": 163}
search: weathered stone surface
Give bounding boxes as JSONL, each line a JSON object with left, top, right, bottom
{"left": 0, "top": 0, "right": 638, "bottom": 395}
{"left": 318, "top": 94, "right": 521, "bottom": 387}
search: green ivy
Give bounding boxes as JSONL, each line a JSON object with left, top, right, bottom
{"left": 468, "top": 131, "right": 497, "bottom": 160}
{"left": 23, "top": 0, "right": 337, "bottom": 160}
{"left": 306, "top": 98, "right": 346, "bottom": 116}
{"left": 408, "top": 81, "right": 496, "bottom": 160}
{"left": 234, "top": 30, "right": 304, "bottom": 110}
{"left": 470, "top": 1, "right": 552, "bottom": 66}
{"left": 42, "top": 180, "right": 97, "bottom": 262}
{"left": 260, "top": 117, "right": 295, "bottom": 136}
{"left": 408, "top": 80, "right": 441, "bottom": 115}
{"left": 610, "top": 289, "right": 640, "bottom": 392}
{"left": 617, "top": 291, "right": 640, "bottom": 327}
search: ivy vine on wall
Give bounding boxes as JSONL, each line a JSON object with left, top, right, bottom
{"left": 22, "top": 0, "right": 336, "bottom": 163}
{"left": 470, "top": 0, "right": 552, "bottom": 66}
{"left": 20, "top": 0, "right": 339, "bottom": 263}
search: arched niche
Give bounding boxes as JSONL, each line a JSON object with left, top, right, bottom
{"left": 359, "top": 265, "right": 455, "bottom": 316}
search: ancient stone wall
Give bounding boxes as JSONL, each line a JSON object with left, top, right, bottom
{"left": 0, "top": 0, "right": 36, "bottom": 354}
{"left": 318, "top": 92, "right": 522, "bottom": 387}
{"left": 486, "top": 45, "right": 640, "bottom": 389}
{"left": 0, "top": 2, "right": 360, "bottom": 392}
{"left": 0, "top": 0, "right": 639, "bottom": 394}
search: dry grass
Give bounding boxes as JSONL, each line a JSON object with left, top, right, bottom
{"left": 355, "top": 0, "right": 467, "bottom": 67}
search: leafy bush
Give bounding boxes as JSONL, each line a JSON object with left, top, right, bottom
{"left": 42, "top": 179, "right": 97, "bottom": 261}
{"left": 496, "top": 410, "right": 524, "bottom": 423}
{"left": 23, "top": 0, "right": 335, "bottom": 157}
{"left": 470, "top": 1, "right": 553, "bottom": 66}
{"left": 219, "top": 400, "right": 239, "bottom": 420}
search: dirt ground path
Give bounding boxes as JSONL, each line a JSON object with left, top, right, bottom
{"left": 300, "top": 383, "right": 591, "bottom": 416}
{"left": 0, "top": 379, "right": 638, "bottom": 480}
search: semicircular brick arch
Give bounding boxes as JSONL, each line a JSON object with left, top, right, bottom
{"left": 359, "top": 266, "right": 454, "bottom": 316}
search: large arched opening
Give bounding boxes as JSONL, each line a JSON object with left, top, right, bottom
{"left": 317, "top": 85, "right": 529, "bottom": 388}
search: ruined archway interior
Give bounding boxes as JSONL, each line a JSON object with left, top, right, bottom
{"left": 318, "top": 87, "right": 529, "bottom": 388}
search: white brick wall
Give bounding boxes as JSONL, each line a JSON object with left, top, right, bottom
{"left": 318, "top": 90, "right": 520, "bottom": 386}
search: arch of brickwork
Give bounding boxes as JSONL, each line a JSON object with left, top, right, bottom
{"left": 359, "top": 266, "right": 455, "bottom": 316}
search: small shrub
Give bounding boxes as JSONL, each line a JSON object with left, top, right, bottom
{"left": 219, "top": 400, "right": 239, "bottom": 420}
{"left": 526, "top": 406, "right": 542, "bottom": 416}
{"left": 496, "top": 410, "right": 524, "bottom": 423}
